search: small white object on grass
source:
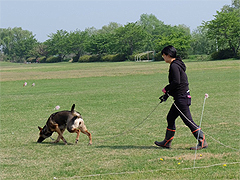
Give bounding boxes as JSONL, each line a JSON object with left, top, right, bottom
{"left": 54, "top": 105, "right": 60, "bottom": 110}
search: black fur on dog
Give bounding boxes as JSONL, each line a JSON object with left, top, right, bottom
{"left": 37, "top": 104, "right": 92, "bottom": 145}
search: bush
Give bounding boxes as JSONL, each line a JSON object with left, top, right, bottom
{"left": 187, "top": 55, "right": 210, "bottom": 61}
{"left": 79, "top": 54, "right": 126, "bottom": 63}
{"left": 89, "top": 54, "right": 101, "bottom": 62}
{"left": 237, "top": 51, "right": 240, "bottom": 59}
{"left": 101, "top": 54, "right": 126, "bottom": 62}
{"left": 114, "top": 54, "right": 126, "bottom": 62}
{"left": 211, "top": 49, "right": 234, "bottom": 60}
{"left": 46, "top": 56, "right": 61, "bottom": 63}
{"left": 178, "top": 50, "right": 189, "bottom": 59}
{"left": 128, "top": 54, "right": 135, "bottom": 61}
{"left": 78, "top": 55, "right": 101, "bottom": 63}
{"left": 37, "top": 56, "right": 46, "bottom": 63}
{"left": 78, "top": 55, "right": 91, "bottom": 62}
{"left": 0, "top": 53, "right": 8, "bottom": 61}
{"left": 154, "top": 52, "right": 164, "bottom": 61}
{"left": 72, "top": 55, "right": 79, "bottom": 62}
{"left": 101, "top": 54, "right": 115, "bottom": 62}
{"left": 26, "top": 57, "right": 36, "bottom": 63}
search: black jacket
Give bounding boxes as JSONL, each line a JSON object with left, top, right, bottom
{"left": 165, "top": 57, "right": 189, "bottom": 98}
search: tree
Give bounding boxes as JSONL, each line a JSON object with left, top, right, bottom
{"left": 203, "top": 1, "right": 240, "bottom": 57}
{"left": 138, "top": 14, "right": 167, "bottom": 37}
{"left": 0, "top": 27, "right": 37, "bottom": 62}
{"left": 44, "top": 29, "right": 70, "bottom": 61}
{"left": 138, "top": 14, "right": 165, "bottom": 51}
{"left": 233, "top": 0, "right": 240, "bottom": 8}
{"left": 85, "top": 23, "right": 122, "bottom": 55}
{"left": 154, "top": 25, "right": 191, "bottom": 58}
{"left": 190, "top": 26, "right": 216, "bottom": 55}
{"left": 138, "top": 14, "right": 192, "bottom": 58}
{"left": 99, "top": 22, "right": 122, "bottom": 34}
{"left": 68, "top": 30, "right": 89, "bottom": 62}
{"left": 114, "top": 22, "right": 148, "bottom": 56}
{"left": 11, "top": 35, "right": 37, "bottom": 60}
{"left": 29, "top": 43, "right": 48, "bottom": 60}
{"left": 86, "top": 32, "right": 112, "bottom": 55}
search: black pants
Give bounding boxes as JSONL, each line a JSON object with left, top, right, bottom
{"left": 167, "top": 92, "right": 198, "bottom": 132}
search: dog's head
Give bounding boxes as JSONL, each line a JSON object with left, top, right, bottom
{"left": 37, "top": 125, "right": 53, "bottom": 143}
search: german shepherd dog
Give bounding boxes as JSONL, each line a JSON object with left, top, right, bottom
{"left": 37, "top": 104, "right": 92, "bottom": 145}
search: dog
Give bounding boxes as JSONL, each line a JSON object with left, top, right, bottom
{"left": 37, "top": 104, "right": 92, "bottom": 145}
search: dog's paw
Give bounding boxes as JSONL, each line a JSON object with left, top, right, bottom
{"left": 75, "top": 139, "right": 79, "bottom": 144}
{"left": 88, "top": 142, "right": 92, "bottom": 146}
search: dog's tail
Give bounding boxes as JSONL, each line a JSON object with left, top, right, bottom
{"left": 71, "top": 104, "right": 81, "bottom": 117}
{"left": 71, "top": 104, "right": 75, "bottom": 113}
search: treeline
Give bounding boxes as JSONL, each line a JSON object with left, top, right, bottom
{"left": 0, "top": 1, "right": 239, "bottom": 63}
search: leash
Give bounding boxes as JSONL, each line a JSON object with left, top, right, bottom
{"left": 115, "top": 101, "right": 161, "bottom": 138}
{"left": 98, "top": 102, "right": 161, "bottom": 142}
{"left": 132, "top": 102, "right": 161, "bottom": 129}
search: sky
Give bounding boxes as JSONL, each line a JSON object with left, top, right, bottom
{"left": 0, "top": 0, "right": 231, "bottom": 42}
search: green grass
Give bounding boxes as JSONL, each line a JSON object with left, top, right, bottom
{"left": 0, "top": 60, "right": 239, "bottom": 179}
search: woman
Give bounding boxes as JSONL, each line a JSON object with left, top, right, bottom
{"left": 155, "top": 45, "right": 208, "bottom": 150}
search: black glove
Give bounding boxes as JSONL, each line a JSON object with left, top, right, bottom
{"left": 159, "top": 93, "right": 169, "bottom": 103}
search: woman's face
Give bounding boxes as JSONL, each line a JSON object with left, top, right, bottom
{"left": 162, "top": 54, "right": 175, "bottom": 64}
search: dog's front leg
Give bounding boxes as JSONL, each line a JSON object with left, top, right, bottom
{"left": 55, "top": 128, "right": 67, "bottom": 145}
{"left": 53, "top": 135, "right": 61, "bottom": 143}
{"left": 52, "top": 129, "right": 64, "bottom": 143}
{"left": 75, "top": 129, "right": 80, "bottom": 144}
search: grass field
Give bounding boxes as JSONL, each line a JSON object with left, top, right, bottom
{"left": 0, "top": 60, "right": 239, "bottom": 179}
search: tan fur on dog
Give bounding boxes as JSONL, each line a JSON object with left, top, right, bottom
{"left": 37, "top": 104, "right": 92, "bottom": 145}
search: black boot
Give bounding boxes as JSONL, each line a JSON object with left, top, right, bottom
{"left": 190, "top": 128, "right": 208, "bottom": 150}
{"left": 155, "top": 128, "right": 175, "bottom": 148}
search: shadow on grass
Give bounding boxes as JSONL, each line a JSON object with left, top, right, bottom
{"left": 34, "top": 141, "right": 75, "bottom": 146}
{"left": 95, "top": 145, "right": 159, "bottom": 150}
{"left": 95, "top": 145, "right": 190, "bottom": 151}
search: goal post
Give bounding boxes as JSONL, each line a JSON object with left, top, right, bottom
{"left": 135, "top": 51, "right": 155, "bottom": 62}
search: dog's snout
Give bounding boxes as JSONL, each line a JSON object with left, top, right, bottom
{"left": 37, "top": 137, "right": 45, "bottom": 143}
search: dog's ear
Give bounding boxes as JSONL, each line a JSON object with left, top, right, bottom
{"left": 38, "top": 126, "right": 43, "bottom": 131}
{"left": 71, "top": 104, "right": 75, "bottom": 113}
